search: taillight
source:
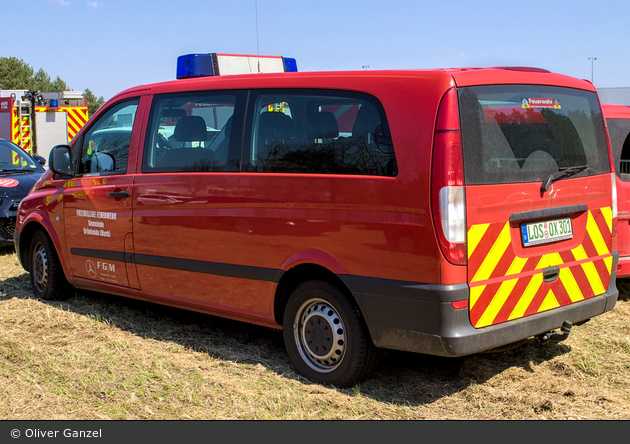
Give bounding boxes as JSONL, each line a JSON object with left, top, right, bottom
{"left": 611, "top": 173, "right": 618, "bottom": 237}
{"left": 432, "top": 88, "right": 466, "bottom": 265}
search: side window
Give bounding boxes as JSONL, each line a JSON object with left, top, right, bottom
{"left": 143, "top": 92, "right": 237, "bottom": 172}
{"left": 79, "top": 99, "right": 138, "bottom": 175}
{"left": 619, "top": 132, "right": 630, "bottom": 177}
{"left": 608, "top": 118, "right": 630, "bottom": 181}
{"left": 247, "top": 90, "right": 397, "bottom": 176}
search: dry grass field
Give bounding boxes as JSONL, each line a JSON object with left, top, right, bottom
{"left": 1, "top": 247, "right": 629, "bottom": 420}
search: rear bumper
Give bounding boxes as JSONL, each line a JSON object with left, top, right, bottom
{"left": 342, "top": 253, "right": 619, "bottom": 357}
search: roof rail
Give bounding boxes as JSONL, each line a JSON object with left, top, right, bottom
{"left": 492, "top": 66, "right": 551, "bottom": 73}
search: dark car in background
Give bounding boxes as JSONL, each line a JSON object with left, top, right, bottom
{"left": 0, "top": 138, "right": 46, "bottom": 246}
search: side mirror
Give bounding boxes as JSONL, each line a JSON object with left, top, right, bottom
{"left": 50, "top": 145, "right": 72, "bottom": 176}
{"left": 34, "top": 155, "right": 46, "bottom": 166}
{"left": 89, "top": 152, "right": 115, "bottom": 173}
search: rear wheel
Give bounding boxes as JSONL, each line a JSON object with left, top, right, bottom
{"left": 30, "top": 230, "right": 70, "bottom": 300}
{"left": 283, "top": 280, "right": 379, "bottom": 387}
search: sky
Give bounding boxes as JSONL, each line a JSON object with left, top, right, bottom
{"left": 2, "top": 0, "right": 629, "bottom": 102}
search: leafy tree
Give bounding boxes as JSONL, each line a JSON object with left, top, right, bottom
{"left": 84, "top": 88, "right": 105, "bottom": 116}
{"left": 50, "top": 76, "right": 68, "bottom": 92}
{"left": 0, "top": 57, "right": 34, "bottom": 89}
{"left": 31, "top": 68, "right": 52, "bottom": 91}
{"left": 28, "top": 70, "right": 67, "bottom": 93}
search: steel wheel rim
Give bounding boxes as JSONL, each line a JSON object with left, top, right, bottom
{"left": 32, "top": 241, "right": 48, "bottom": 294}
{"left": 293, "top": 297, "right": 347, "bottom": 373}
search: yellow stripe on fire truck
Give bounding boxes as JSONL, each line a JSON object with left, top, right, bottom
{"left": 61, "top": 107, "right": 88, "bottom": 142}
{"left": 11, "top": 109, "right": 19, "bottom": 146}
{"left": 467, "top": 207, "right": 612, "bottom": 328}
{"left": 20, "top": 116, "right": 31, "bottom": 153}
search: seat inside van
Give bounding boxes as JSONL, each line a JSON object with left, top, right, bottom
{"left": 256, "top": 111, "right": 296, "bottom": 163}
{"left": 159, "top": 115, "right": 215, "bottom": 169}
{"left": 307, "top": 111, "right": 339, "bottom": 141}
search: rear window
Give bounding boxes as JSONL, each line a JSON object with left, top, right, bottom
{"left": 459, "top": 85, "right": 609, "bottom": 185}
{"left": 245, "top": 90, "right": 397, "bottom": 176}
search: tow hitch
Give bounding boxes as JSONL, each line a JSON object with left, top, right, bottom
{"left": 535, "top": 321, "right": 573, "bottom": 344}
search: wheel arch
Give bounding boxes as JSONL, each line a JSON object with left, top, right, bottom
{"left": 273, "top": 263, "right": 360, "bottom": 328}
{"left": 18, "top": 221, "right": 43, "bottom": 272}
{"left": 18, "top": 217, "right": 66, "bottom": 277}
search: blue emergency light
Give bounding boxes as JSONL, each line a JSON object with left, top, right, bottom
{"left": 282, "top": 57, "right": 298, "bottom": 73}
{"left": 176, "top": 54, "right": 216, "bottom": 79}
{"left": 176, "top": 53, "right": 298, "bottom": 79}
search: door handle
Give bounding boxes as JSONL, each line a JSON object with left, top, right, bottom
{"left": 542, "top": 265, "right": 560, "bottom": 283}
{"left": 109, "top": 191, "right": 130, "bottom": 199}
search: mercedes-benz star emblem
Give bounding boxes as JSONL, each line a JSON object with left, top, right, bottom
{"left": 86, "top": 260, "right": 97, "bottom": 278}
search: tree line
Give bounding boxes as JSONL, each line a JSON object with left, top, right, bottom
{"left": 0, "top": 57, "right": 104, "bottom": 116}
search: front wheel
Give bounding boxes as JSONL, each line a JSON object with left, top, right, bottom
{"left": 283, "top": 280, "right": 379, "bottom": 387}
{"left": 29, "top": 230, "right": 70, "bottom": 300}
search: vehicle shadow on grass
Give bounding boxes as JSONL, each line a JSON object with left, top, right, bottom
{"left": 2, "top": 277, "right": 294, "bottom": 376}
{"left": 3, "top": 275, "right": 570, "bottom": 408}
{"left": 358, "top": 341, "right": 570, "bottom": 405}
{"left": 0, "top": 246, "right": 15, "bottom": 257}
{"left": 615, "top": 278, "right": 630, "bottom": 302}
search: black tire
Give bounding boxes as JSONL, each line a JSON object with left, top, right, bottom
{"left": 29, "top": 230, "right": 70, "bottom": 300}
{"left": 282, "top": 280, "right": 379, "bottom": 387}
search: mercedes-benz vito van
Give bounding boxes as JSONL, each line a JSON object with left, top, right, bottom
{"left": 15, "top": 63, "right": 618, "bottom": 387}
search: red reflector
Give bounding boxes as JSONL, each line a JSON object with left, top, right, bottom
{"left": 451, "top": 300, "right": 469, "bottom": 310}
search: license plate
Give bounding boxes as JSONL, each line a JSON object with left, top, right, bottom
{"left": 521, "top": 217, "right": 573, "bottom": 247}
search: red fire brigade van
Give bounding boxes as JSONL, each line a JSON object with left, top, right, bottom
{"left": 14, "top": 57, "right": 619, "bottom": 387}
{"left": 602, "top": 104, "right": 630, "bottom": 284}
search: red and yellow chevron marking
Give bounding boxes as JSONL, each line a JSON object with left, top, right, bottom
{"left": 64, "top": 107, "right": 88, "bottom": 142}
{"left": 11, "top": 108, "right": 20, "bottom": 146}
{"left": 467, "top": 207, "right": 613, "bottom": 328}
{"left": 20, "top": 116, "right": 32, "bottom": 154}
{"left": 34, "top": 106, "right": 89, "bottom": 143}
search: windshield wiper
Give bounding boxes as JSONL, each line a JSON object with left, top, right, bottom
{"left": 541, "top": 165, "right": 589, "bottom": 193}
{"left": 0, "top": 169, "right": 38, "bottom": 173}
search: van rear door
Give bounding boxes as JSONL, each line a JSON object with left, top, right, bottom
{"left": 459, "top": 85, "right": 614, "bottom": 328}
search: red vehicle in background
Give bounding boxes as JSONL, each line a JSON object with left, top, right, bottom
{"left": 13, "top": 57, "right": 620, "bottom": 387}
{"left": 602, "top": 104, "right": 630, "bottom": 285}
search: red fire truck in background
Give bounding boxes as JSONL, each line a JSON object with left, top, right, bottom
{"left": 0, "top": 90, "right": 89, "bottom": 162}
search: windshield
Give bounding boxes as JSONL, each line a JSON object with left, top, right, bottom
{"left": 0, "top": 140, "right": 45, "bottom": 172}
{"left": 458, "top": 85, "right": 609, "bottom": 185}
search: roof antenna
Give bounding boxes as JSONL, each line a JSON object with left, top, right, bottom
{"left": 255, "top": 0, "right": 261, "bottom": 73}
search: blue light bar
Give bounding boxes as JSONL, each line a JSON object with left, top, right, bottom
{"left": 282, "top": 57, "right": 298, "bottom": 73}
{"left": 177, "top": 53, "right": 298, "bottom": 79}
{"left": 176, "top": 54, "right": 216, "bottom": 79}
